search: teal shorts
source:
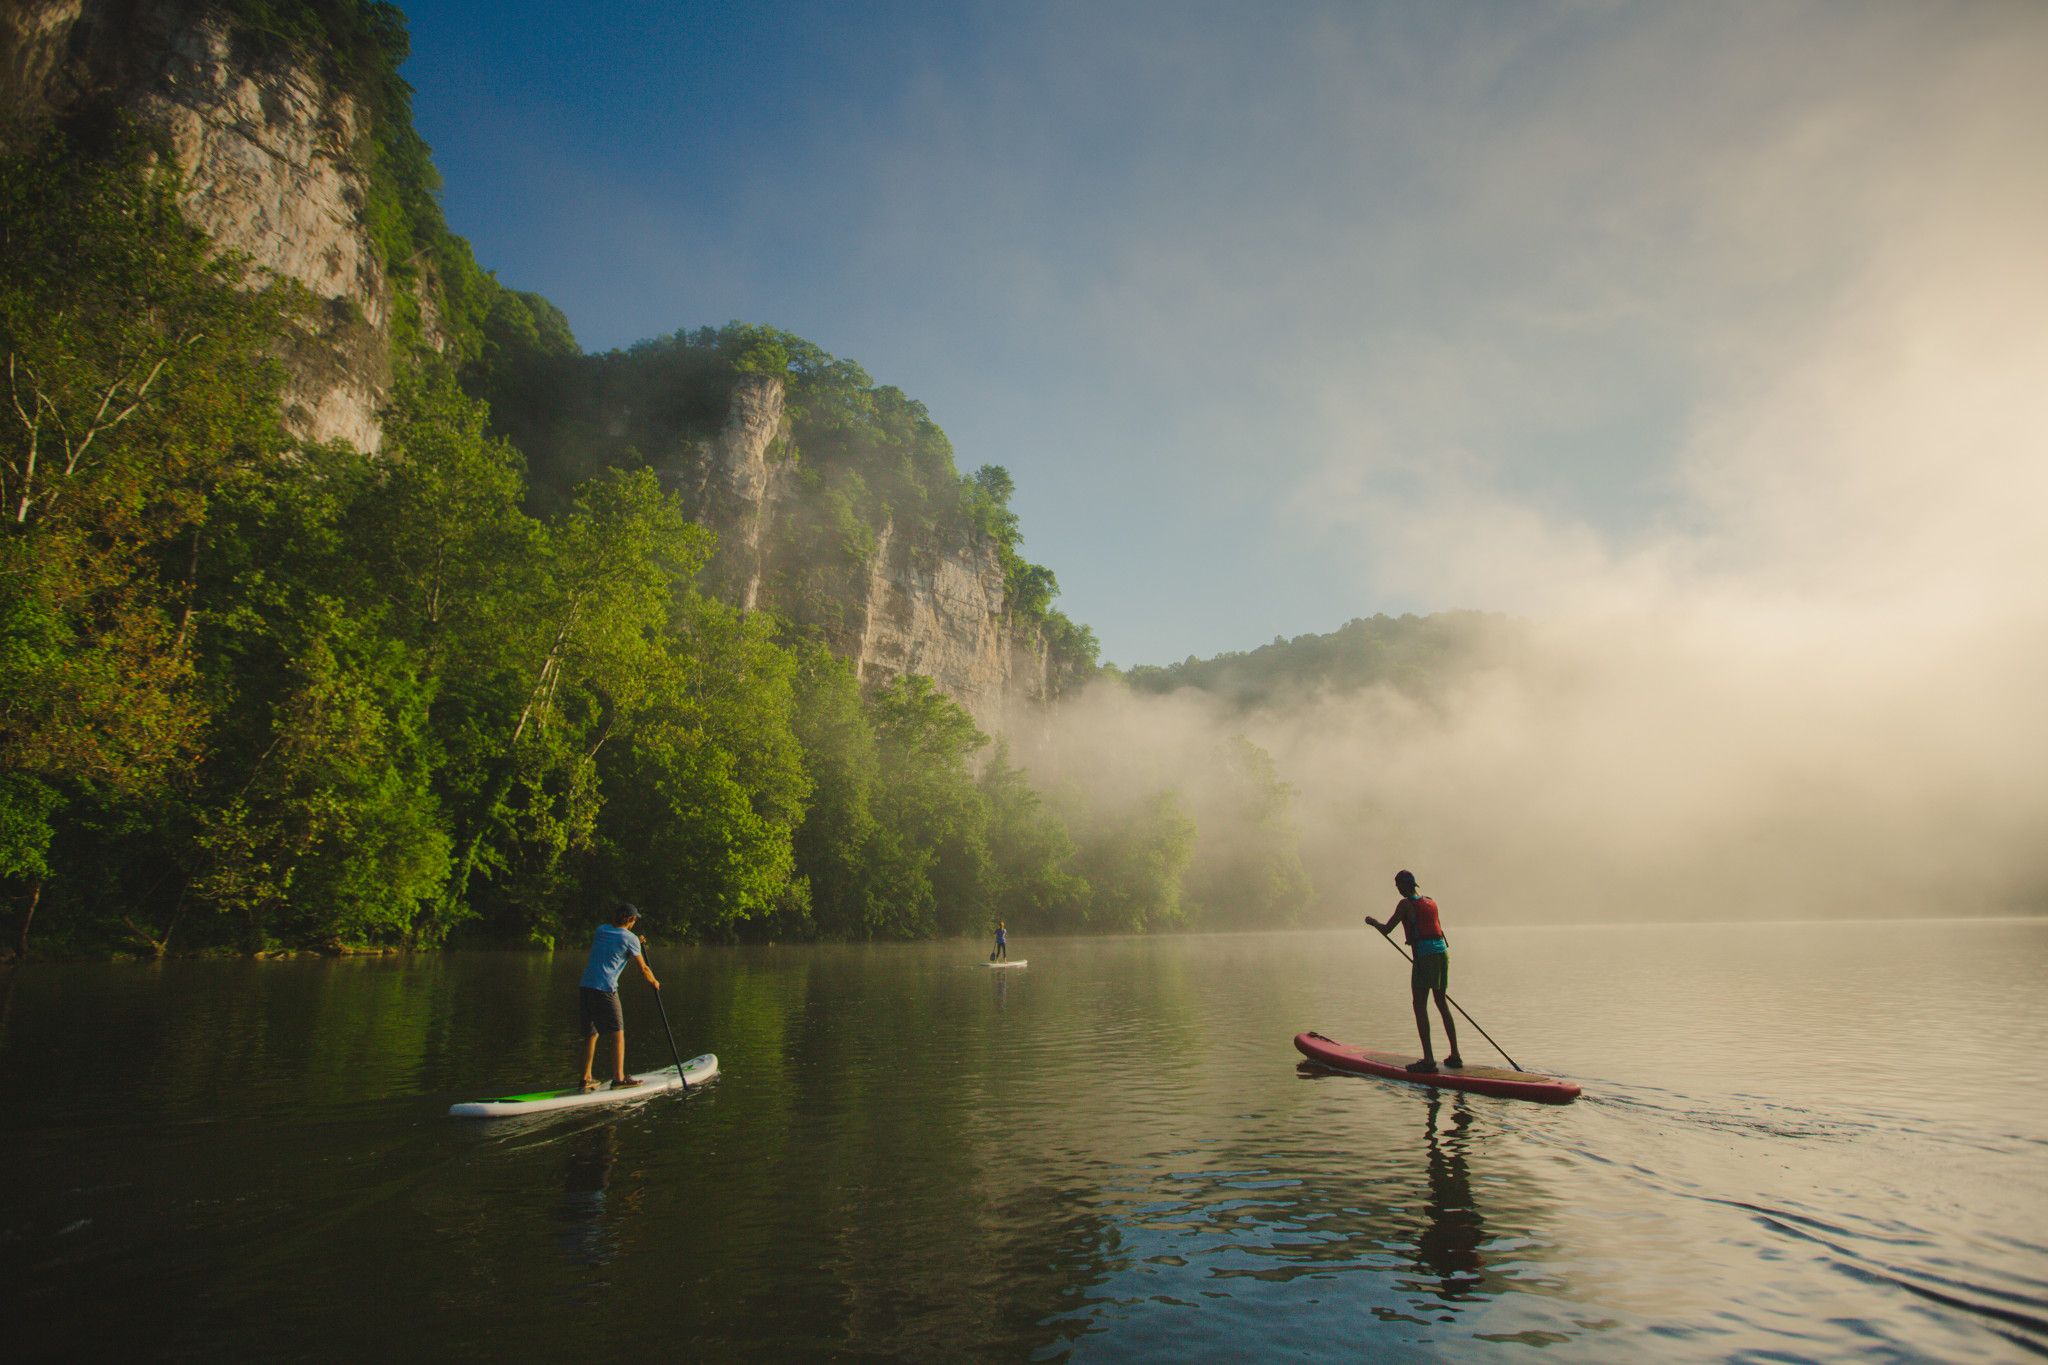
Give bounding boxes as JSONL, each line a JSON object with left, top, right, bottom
{"left": 1411, "top": 950, "right": 1448, "bottom": 994}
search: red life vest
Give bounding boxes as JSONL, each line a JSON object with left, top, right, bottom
{"left": 1402, "top": 895, "right": 1444, "bottom": 943}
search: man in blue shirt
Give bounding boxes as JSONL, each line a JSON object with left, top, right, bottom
{"left": 578, "top": 902, "right": 661, "bottom": 1092}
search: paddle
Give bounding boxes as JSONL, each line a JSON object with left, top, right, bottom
{"left": 1368, "top": 926, "right": 1525, "bottom": 1072}
{"left": 642, "top": 948, "right": 691, "bottom": 1094}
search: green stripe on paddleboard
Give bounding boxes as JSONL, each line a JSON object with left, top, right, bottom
{"left": 485, "top": 1069, "right": 678, "bottom": 1103}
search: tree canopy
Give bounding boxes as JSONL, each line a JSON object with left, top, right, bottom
{"left": 0, "top": 4, "right": 1320, "bottom": 956}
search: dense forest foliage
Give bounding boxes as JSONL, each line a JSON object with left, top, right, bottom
{"left": 1123, "top": 611, "right": 1514, "bottom": 710}
{"left": 0, "top": 76, "right": 1311, "bottom": 955}
{"left": 477, "top": 322, "right": 1099, "bottom": 683}
{"left": 0, "top": 1, "right": 1330, "bottom": 957}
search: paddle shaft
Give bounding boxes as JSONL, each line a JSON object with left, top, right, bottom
{"left": 1373, "top": 930, "right": 1524, "bottom": 1072}
{"left": 643, "top": 951, "right": 690, "bottom": 1093}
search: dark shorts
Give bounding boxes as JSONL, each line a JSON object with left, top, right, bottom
{"left": 1411, "top": 950, "right": 1448, "bottom": 994}
{"left": 579, "top": 987, "right": 623, "bottom": 1036}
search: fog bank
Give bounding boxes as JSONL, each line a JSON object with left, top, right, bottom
{"left": 1023, "top": 6, "right": 2048, "bottom": 923}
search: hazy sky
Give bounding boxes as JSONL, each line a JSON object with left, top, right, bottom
{"left": 400, "top": 0, "right": 2046, "bottom": 670}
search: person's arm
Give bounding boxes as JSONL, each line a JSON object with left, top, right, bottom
{"left": 631, "top": 943, "right": 660, "bottom": 990}
{"left": 1366, "top": 903, "right": 1410, "bottom": 936}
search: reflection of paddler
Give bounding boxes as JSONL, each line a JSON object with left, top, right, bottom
{"left": 557, "top": 1122, "right": 621, "bottom": 1266}
{"left": 1417, "top": 1092, "right": 1485, "bottom": 1292}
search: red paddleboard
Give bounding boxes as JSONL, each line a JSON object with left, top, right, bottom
{"left": 1295, "top": 1031, "right": 1581, "bottom": 1104}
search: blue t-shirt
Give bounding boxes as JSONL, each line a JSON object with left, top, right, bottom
{"left": 995, "top": 927, "right": 1006, "bottom": 945}
{"left": 580, "top": 924, "right": 643, "bottom": 992}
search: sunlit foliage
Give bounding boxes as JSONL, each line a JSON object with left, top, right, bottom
{"left": 0, "top": 4, "right": 1312, "bottom": 955}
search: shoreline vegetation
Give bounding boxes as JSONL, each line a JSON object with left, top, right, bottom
{"left": 11, "top": 913, "right": 2045, "bottom": 967}
{"left": 28, "top": 7, "right": 2015, "bottom": 964}
{"left": 1, "top": 5, "right": 1344, "bottom": 961}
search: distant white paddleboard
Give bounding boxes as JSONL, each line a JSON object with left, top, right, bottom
{"left": 984, "top": 960, "right": 1028, "bottom": 969}
{"left": 448, "top": 1054, "right": 718, "bottom": 1118}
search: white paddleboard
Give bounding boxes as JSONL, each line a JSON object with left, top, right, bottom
{"left": 448, "top": 1054, "right": 718, "bottom": 1118}
{"left": 984, "top": 960, "right": 1028, "bottom": 969}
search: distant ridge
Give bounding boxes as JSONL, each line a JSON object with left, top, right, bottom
{"left": 1123, "top": 611, "right": 1515, "bottom": 709}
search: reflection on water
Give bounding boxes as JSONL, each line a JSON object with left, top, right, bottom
{"left": 1, "top": 921, "right": 2044, "bottom": 1360}
{"left": 556, "top": 1122, "right": 623, "bottom": 1268}
{"left": 1042, "top": 1068, "right": 1575, "bottom": 1360}
{"left": 1417, "top": 1092, "right": 1483, "bottom": 1299}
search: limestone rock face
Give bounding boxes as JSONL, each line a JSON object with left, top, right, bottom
{"left": 2, "top": 1, "right": 1073, "bottom": 727}
{"left": 848, "top": 519, "right": 1047, "bottom": 732}
{"left": 655, "top": 370, "right": 1061, "bottom": 726}
{"left": 1, "top": 0, "right": 395, "bottom": 451}
{"left": 671, "top": 372, "right": 786, "bottom": 612}
{"left": 658, "top": 372, "right": 1060, "bottom": 726}
{"left": 0, "top": 1, "right": 82, "bottom": 116}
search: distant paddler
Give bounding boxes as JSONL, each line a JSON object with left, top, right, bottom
{"left": 991, "top": 919, "right": 1009, "bottom": 962}
{"left": 577, "top": 901, "right": 661, "bottom": 1092}
{"left": 1365, "top": 870, "right": 1463, "bottom": 1073}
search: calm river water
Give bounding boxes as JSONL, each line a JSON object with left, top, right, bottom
{"left": 4, "top": 920, "right": 2046, "bottom": 1361}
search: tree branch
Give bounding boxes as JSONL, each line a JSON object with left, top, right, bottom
{"left": 63, "top": 351, "right": 174, "bottom": 478}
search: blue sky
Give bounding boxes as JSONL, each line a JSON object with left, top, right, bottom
{"left": 396, "top": 0, "right": 2036, "bottom": 668}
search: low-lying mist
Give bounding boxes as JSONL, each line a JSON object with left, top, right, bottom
{"left": 1015, "top": 16, "right": 2048, "bottom": 926}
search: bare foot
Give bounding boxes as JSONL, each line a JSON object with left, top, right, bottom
{"left": 1444, "top": 1054, "right": 1464, "bottom": 1069}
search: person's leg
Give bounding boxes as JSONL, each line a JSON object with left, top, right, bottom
{"left": 612, "top": 1029, "right": 628, "bottom": 1083}
{"left": 1411, "top": 985, "right": 1435, "bottom": 1061}
{"left": 580, "top": 1032, "right": 599, "bottom": 1085}
{"left": 1434, "top": 990, "right": 1462, "bottom": 1066}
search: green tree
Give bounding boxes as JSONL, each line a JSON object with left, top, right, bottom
{"left": 443, "top": 468, "right": 712, "bottom": 943}
{"left": 595, "top": 592, "right": 811, "bottom": 937}
{"left": 981, "top": 739, "right": 1087, "bottom": 931}
{"left": 869, "top": 675, "right": 992, "bottom": 937}
{"left": 0, "top": 128, "right": 290, "bottom": 951}
{"left": 1182, "top": 736, "right": 1313, "bottom": 928}
{"left": 784, "top": 642, "right": 882, "bottom": 936}
{"left": 1065, "top": 789, "right": 1196, "bottom": 933}
{"left": 176, "top": 437, "right": 452, "bottom": 952}
{"left": 191, "top": 607, "right": 449, "bottom": 950}
{"left": 345, "top": 375, "right": 549, "bottom": 941}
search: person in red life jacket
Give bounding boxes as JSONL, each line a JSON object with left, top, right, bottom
{"left": 1366, "top": 869, "right": 1463, "bottom": 1073}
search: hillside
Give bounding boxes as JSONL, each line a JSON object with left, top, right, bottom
{"left": 0, "top": 0, "right": 1086, "bottom": 726}
{"left": 1125, "top": 611, "right": 1516, "bottom": 709}
{"left": 0, "top": 0, "right": 1138, "bottom": 955}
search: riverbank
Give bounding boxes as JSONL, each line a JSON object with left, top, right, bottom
{"left": 10, "top": 910, "right": 2044, "bottom": 967}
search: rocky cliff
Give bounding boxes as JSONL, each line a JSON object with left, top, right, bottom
{"left": 678, "top": 370, "right": 1066, "bottom": 731}
{"left": 2, "top": 0, "right": 417, "bottom": 451}
{"left": 2, "top": 0, "right": 1086, "bottom": 729}
{"left": 848, "top": 515, "right": 1053, "bottom": 724}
